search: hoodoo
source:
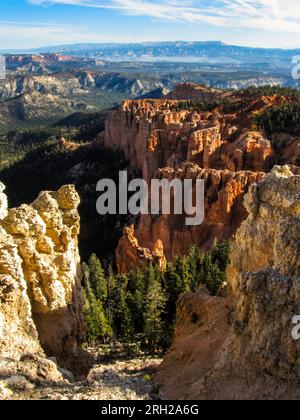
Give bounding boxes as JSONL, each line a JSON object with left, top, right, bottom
{"left": 0, "top": 182, "right": 89, "bottom": 393}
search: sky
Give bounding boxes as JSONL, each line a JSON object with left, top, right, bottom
{"left": 1, "top": 0, "right": 300, "bottom": 50}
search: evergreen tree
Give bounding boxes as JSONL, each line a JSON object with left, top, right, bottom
{"left": 83, "top": 282, "right": 111, "bottom": 344}
{"left": 211, "top": 240, "right": 231, "bottom": 272}
{"left": 201, "top": 254, "right": 214, "bottom": 292}
{"left": 257, "top": 103, "right": 300, "bottom": 137}
{"left": 82, "top": 241, "right": 231, "bottom": 351}
{"left": 127, "top": 268, "right": 146, "bottom": 333}
{"left": 144, "top": 264, "right": 167, "bottom": 353}
{"left": 106, "top": 265, "right": 117, "bottom": 330}
{"left": 198, "top": 242, "right": 230, "bottom": 295}
{"left": 113, "top": 275, "right": 134, "bottom": 341}
{"left": 186, "top": 245, "right": 200, "bottom": 292}
{"left": 88, "top": 254, "right": 107, "bottom": 302}
{"left": 179, "top": 256, "right": 193, "bottom": 294}
{"left": 81, "top": 261, "right": 90, "bottom": 288}
{"left": 163, "top": 261, "right": 183, "bottom": 324}
{"left": 210, "top": 263, "right": 225, "bottom": 295}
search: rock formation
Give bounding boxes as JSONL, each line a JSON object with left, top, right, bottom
{"left": 0, "top": 183, "right": 89, "bottom": 397}
{"left": 116, "top": 225, "right": 167, "bottom": 273}
{"left": 0, "top": 182, "right": 7, "bottom": 220}
{"left": 165, "top": 83, "right": 226, "bottom": 102}
{"left": 102, "top": 90, "right": 297, "bottom": 271}
{"left": 126, "top": 164, "right": 263, "bottom": 265}
{"left": 156, "top": 166, "right": 300, "bottom": 400}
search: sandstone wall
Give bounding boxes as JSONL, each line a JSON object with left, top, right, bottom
{"left": 0, "top": 183, "right": 88, "bottom": 389}
{"left": 103, "top": 97, "right": 279, "bottom": 271}
{"left": 225, "top": 166, "right": 300, "bottom": 381}
{"left": 156, "top": 166, "right": 300, "bottom": 400}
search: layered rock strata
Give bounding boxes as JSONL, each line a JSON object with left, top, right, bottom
{"left": 102, "top": 92, "right": 297, "bottom": 270}
{"left": 156, "top": 167, "right": 300, "bottom": 400}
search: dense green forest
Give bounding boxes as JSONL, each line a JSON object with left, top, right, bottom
{"left": 83, "top": 241, "right": 231, "bottom": 353}
{"left": 54, "top": 108, "right": 115, "bottom": 142}
{"left": 257, "top": 103, "right": 300, "bottom": 137}
{"left": 0, "top": 109, "right": 113, "bottom": 171}
{"left": 172, "top": 97, "right": 239, "bottom": 114}
{"left": 240, "top": 85, "right": 300, "bottom": 99}
{"left": 170, "top": 86, "right": 300, "bottom": 116}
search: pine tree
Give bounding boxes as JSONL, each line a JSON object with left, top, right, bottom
{"left": 210, "top": 263, "right": 225, "bottom": 295}
{"left": 163, "top": 261, "right": 182, "bottom": 324}
{"left": 144, "top": 264, "right": 167, "bottom": 353}
{"left": 106, "top": 265, "right": 117, "bottom": 331}
{"left": 187, "top": 245, "right": 200, "bottom": 292}
{"left": 201, "top": 254, "right": 214, "bottom": 293}
{"left": 113, "top": 274, "right": 134, "bottom": 341}
{"left": 118, "top": 291, "right": 134, "bottom": 341}
{"left": 88, "top": 254, "right": 107, "bottom": 302}
{"left": 83, "top": 282, "right": 111, "bottom": 345}
{"left": 81, "top": 261, "right": 90, "bottom": 288}
{"left": 211, "top": 240, "right": 231, "bottom": 272}
{"left": 127, "top": 268, "right": 146, "bottom": 333}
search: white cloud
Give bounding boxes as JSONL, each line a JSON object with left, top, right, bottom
{"left": 28, "top": 0, "right": 300, "bottom": 32}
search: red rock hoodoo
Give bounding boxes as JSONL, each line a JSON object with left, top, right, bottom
{"left": 101, "top": 85, "right": 300, "bottom": 271}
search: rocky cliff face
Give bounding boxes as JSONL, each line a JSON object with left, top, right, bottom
{"left": 0, "top": 71, "right": 166, "bottom": 130}
{"left": 116, "top": 225, "right": 167, "bottom": 273}
{"left": 103, "top": 91, "right": 297, "bottom": 271}
{"left": 0, "top": 183, "right": 88, "bottom": 395}
{"left": 165, "top": 83, "right": 226, "bottom": 102}
{"left": 122, "top": 164, "right": 263, "bottom": 266}
{"left": 156, "top": 166, "right": 300, "bottom": 400}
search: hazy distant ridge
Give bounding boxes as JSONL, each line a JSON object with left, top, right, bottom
{"left": 2, "top": 41, "right": 300, "bottom": 66}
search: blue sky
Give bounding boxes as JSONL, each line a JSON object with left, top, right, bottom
{"left": 1, "top": 0, "right": 300, "bottom": 50}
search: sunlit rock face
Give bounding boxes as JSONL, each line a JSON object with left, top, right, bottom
{"left": 225, "top": 166, "right": 300, "bottom": 381}
{"left": 102, "top": 88, "right": 300, "bottom": 271}
{"left": 0, "top": 183, "right": 88, "bottom": 385}
{"left": 156, "top": 167, "right": 300, "bottom": 400}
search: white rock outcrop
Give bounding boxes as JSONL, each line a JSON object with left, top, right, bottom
{"left": 0, "top": 183, "right": 88, "bottom": 398}
{"left": 0, "top": 182, "right": 7, "bottom": 220}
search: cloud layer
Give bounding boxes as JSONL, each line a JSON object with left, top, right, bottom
{"left": 29, "top": 0, "right": 300, "bottom": 32}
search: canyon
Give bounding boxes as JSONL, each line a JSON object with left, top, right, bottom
{"left": 0, "top": 82, "right": 300, "bottom": 400}
{"left": 1, "top": 48, "right": 299, "bottom": 132}
{"left": 102, "top": 84, "right": 299, "bottom": 272}
{"left": 1, "top": 164, "right": 299, "bottom": 399}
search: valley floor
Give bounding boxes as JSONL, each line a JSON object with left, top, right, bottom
{"left": 2, "top": 348, "right": 162, "bottom": 401}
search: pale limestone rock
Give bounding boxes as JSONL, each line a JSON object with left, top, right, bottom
{"left": 0, "top": 183, "right": 88, "bottom": 388}
{"left": 2, "top": 375, "right": 35, "bottom": 391}
{"left": 0, "top": 225, "right": 41, "bottom": 360}
{"left": 0, "top": 182, "right": 7, "bottom": 220}
{"left": 0, "top": 383, "right": 13, "bottom": 399}
{"left": 229, "top": 164, "right": 300, "bottom": 295}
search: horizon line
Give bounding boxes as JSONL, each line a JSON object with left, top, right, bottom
{"left": 1, "top": 40, "right": 300, "bottom": 54}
